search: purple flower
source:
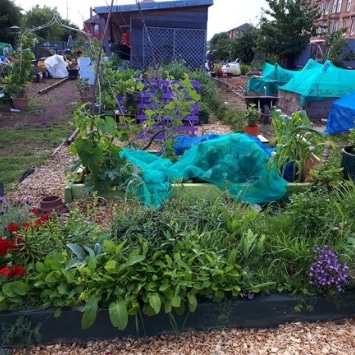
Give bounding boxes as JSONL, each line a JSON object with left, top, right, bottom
{"left": 308, "top": 245, "right": 350, "bottom": 292}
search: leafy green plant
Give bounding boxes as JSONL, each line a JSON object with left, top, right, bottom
{"left": 240, "top": 64, "right": 250, "bottom": 75}
{"left": 141, "top": 74, "right": 200, "bottom": 149}
{"left": 269, "top": 109, "right": 327, "bottom": 182}
{"left": 309, "top": 161, "right": 344, "bottom": 189}
{"left": 76, "top": 77, "right": 91, "bottom": 97}
{"left": 66, "top": 107, "right": 134, "bottom": 192}
{"left": 3, "top": 35, "right": 35, "bottom": 98}
{"left": 244, "top": 103, "right": 260, "bottom": 127}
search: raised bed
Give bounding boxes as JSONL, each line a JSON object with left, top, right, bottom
{"left": 2, "top": 291, "right": 355, "bottom": 345}
{"left": 64, "top": 181, "right": 312, "bottom": 203}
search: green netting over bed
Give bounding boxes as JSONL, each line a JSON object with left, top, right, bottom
{"left": 0, "top": 42, "right": 14, "bottom": 56}
{"left": 280, "top": 59, "right": 355, "bottom": 106}
{"left": 120, "top": 133, "right": 288, "bottom": 207}
{"left": 247, "top": 62, "right": 298, "bottom": 96}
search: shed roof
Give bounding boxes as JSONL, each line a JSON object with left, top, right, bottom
{"left": 94, "top": 0, "right": 213, "bottom": 15}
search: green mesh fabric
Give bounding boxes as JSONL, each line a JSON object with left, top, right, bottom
{"left": 247, "top": 62, "right": 298, "bottom": 96}
{"left": 280, "top": 59, "right": 355, "bottom": 106}
{"left": 120, "top": 133, "right": 288, "bottom": 207}
{"left": 0, "top": 43, "right": 14, "bottom": 56}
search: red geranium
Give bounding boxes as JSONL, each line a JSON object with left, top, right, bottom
{"left": 0, "top": 238, "right": 15, "bottom": 256}
{"left": 23, "top": 214, "right": 51, "bottom": 230}
{"left": 5, "top": 222, "right": 19, "bottom": 234}
{"left": 30, "top": 207, "right": 40, "bottom": 215}
{"left": 0, "top": 265, "right": 26, "bottom": 279}
{"left": 0, "top": 267, "right": 10, "bottom": 276}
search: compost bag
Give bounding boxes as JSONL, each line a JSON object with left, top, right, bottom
{"left": 120, "top": 133, "right": 288, "bottom": 207}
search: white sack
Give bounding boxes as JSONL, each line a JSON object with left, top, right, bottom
{"left": 44, "top": 54, "right": 69, "bottom": 78}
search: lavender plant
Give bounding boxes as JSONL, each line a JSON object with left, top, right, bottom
{"left": 308, "top": 245, "right": 350, "bottom": 292}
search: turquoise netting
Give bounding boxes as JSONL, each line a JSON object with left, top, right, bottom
{"left": 247, "top": 62, "right": 298, "bottom": 96}
{"left": 120, "top": 133, "right": 288, "bottom": 207}
{"left": 280, "top": 59, "right": 355, "bottom": 105}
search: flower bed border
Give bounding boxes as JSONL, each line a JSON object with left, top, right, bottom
{"left": 64, "top": 182, "right": 312, "bottom": 203}
{"left": 1, "top": 292, "right": 355, "bottom": 345}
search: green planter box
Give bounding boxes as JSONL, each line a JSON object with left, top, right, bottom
{"left": 64, "top": 182, "right": 312, "bottom": 203}
{"left": 2, "top": 292, "right": 355, "bottom": 345}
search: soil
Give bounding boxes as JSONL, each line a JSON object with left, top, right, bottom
{"left": 4, "top": 75, "right": 352, "bottom": 355}
{"left": 0, "top": 77, "right": 80, "bottom": 128}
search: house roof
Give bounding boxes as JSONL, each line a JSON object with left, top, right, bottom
{"left": 229, "top": 23, "right": 253, "bottom": 32}
{"left": 93, "top": 0, "right": 213, "bottom": 15}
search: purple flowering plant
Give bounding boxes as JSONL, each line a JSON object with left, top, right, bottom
{"left": 308, "top": 245, "right": 350, "bottom": 293}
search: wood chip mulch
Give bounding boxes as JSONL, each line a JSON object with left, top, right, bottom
{"left": 11, "top": 318, "right": 355, "bottom": 354}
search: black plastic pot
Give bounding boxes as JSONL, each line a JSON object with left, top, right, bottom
{"left": 341, "top": 146, "right": 355, "bottom": 181}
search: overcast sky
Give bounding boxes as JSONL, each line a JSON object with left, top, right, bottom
{"left": 14, "top": 0, "right": 269, "bottom": 39}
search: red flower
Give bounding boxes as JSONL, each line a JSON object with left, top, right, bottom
{"left": 0, "top": 265, "right": 26, "bottom": 279}
{"left": 34, "top": 214, "right": 51, "bottom": 227}
{"left": 22, "top": 222, "right": 32, "bottom": 230}
{"left": 0, "top": 238, "right": 15, "bottom": 256}
{"left": 0, "top": 267, "right": 10, "bottom": 276}
{"left": 30, "top": 207, "right": 40, "bottom": 215}
{"left": 5, "top": 222, "right": 19, "bottom": 234}
{"left": 9, "top": 265, "right": 26, "bottom": 278}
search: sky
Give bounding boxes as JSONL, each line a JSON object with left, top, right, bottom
{"left": 14, "top": 0, "right": 269, "bottom": 40}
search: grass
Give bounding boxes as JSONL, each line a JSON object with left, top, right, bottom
{"left": 0, "top": 122, "right": 74, "bottom": 191}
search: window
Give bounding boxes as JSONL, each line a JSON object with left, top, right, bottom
{"left": 346, "top": 0, "right": 352, "bottom": 10}
{"left": 350, "top": 19, "right": 355, "bottom": 35}
{"left": 333, "top": 20, "right": 339, "bottom": 31}
{"left": 332, "top": 0, "right": 337, "bottom": 12}
{"left": 325, "top": 0, "right": 330, "bottom": 14}
{"left": 336, "top": 0, "right": 343, "bottom": 12}
{"left": 94, "top": 24, "right": 99, "bottom": 35}
{"left": 343, "top": 19, "right": 348, "bottom": 34}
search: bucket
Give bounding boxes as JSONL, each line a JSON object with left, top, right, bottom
{"left": 340, "top": 146, "right": 355, "bottom": 181}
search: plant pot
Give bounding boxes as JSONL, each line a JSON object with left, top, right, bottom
{"left": 67, "top": 68, "right": 79, "bottom": 80}
{"left": 341, "top": 146, "right": 355, "bottom": 181}
{"left": 39, "top": 195, "right": 68, "bottom": 215}
{"left": 80, "top": 96, "right": 92, "bottom": 103}
{"left": 244, "top": 124, "right": 260, "bottom": 136}
{"left": 11, "top": 97, "right": 28, "bottom": 111}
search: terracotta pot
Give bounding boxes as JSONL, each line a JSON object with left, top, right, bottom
{"left": 80, "top": 96, "right": 92, "bottom": 103}
{"left": 244, "top": 124, "right": 260, "bottom": 136}
{"left": 39, "top": 195, "right": 68, "bottom": 215}
{"left": 11, "top": 97, "right": 28, "bottom": 111}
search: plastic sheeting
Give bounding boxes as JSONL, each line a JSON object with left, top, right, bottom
{"left": 324, "top": 91, "right": 355, "bottom": 134}
{"left": 120, "top": 133, "right": 288, "bottom": 207}
{"left": 44, "top": 54, "right": 68, "bottom": 78}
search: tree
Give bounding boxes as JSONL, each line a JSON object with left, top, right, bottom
{"left": 21, "top": 6, "right": 80, "bottom": 43}
{"left": 208, "top": 32, "right": 232, "bottom": 62}
{"left": 0, "top": 0, "right": 22, "bottom": 45}
{"left": 257, "top": 0, "right": 320, "bottom": 68}
{"left": 322, "top": 18, "right": 355, "bottom": 67}
{"left": 230, "top": 26, "right": 259, "bottom": 65}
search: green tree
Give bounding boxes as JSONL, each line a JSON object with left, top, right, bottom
{"left": 257, "top": 0, "right": 320, "bottom": 68}
{"left": 209, "top": 32, "right": 232, "bottom": 61}
{"left": 0, "top": 0, "right": 22, "bottom": 45}
{"left": 230, "top": 26, "right": 259, "bottom": 65}
{"left": 21, "top": 6, "right": 80, "bottom": 43}
{"left": 322, "top": 18, "right": 355, "bottom": 67}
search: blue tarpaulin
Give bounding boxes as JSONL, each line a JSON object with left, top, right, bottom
{"left": 324, "top": 91, "right": 355, "bottom": 135}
